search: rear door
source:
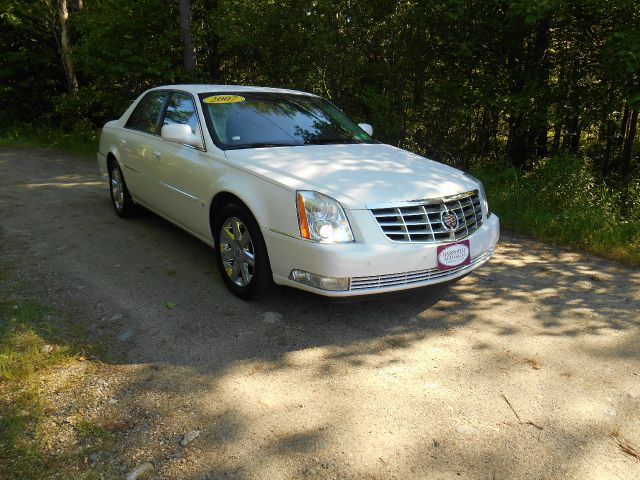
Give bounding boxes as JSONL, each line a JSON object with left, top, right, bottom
{"left": 118, "top": 91, "right": 170, "bottom": 206}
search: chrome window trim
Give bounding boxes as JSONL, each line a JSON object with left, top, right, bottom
{"left": 124, "top": 89, "right": 207, "bottom": 152}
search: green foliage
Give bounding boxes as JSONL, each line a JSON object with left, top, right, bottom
{"left": 0, "top": 0, "right": 639, "bottom": 261}
{"left": 0, "top": 125, "right": 99, "bottom": 158}
{"left": 0, "top": 390, "right": 48, "bottom": 479}
{"left": 0, "top": 302, "right": 66, "bottom": 477}
{"left": 0, "top": 0, "right": 63, "bottom": 126}
{"left": 69, "top": 0, "right": 184, "bottom": 125}
{"left": 476, "top": 156, "right": 640, "bottom": 264}
{"left": 2, "top": 0, "right": 638, "bottom": 164}
{"left": 0, "top": 298, "right": 103, "bottom": 479}
{"left": 53, "top": 86, "right": 128, "bottom": 132}
{"left": 0, "top": 301, "right": 86, "bottom": 381}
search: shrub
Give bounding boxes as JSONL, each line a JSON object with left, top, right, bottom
{"left": 475, "top": 155, "right": 640, "bottom": 264}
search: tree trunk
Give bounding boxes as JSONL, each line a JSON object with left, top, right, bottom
{"left": 602, "top": 119, "right": 616, "bottom": 177}
{"left": 564, "top": 115, "right": 580, "bottom": 153}
{"left": 57, "top": 0, "right": 78, "bottom": 93}
{"left": 531, "top": 16, "right": 551, "bottom": 159}
{"left": 621, "top": 109, "right": 638, "bottom": 181}
{"left": 570, "top": 117, "right": 581, "bottom": 153}
{"left": 179, "top": 0, "right": 196, "bottom": 72}
{"left": 535, "top": 128, "right": 548, "bottom": 158}
{"left": 505, "top": 113, "right": 527, "bottom": 169}
{"left": 617, "top": 105, "right": 630, "bottom": 150}
{"left": 552, "top": 122, "right": 562, "bottom": 154}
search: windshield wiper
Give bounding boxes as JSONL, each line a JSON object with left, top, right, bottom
{"left": 307, "top": 137, "right": 360, "bottom": 145}
{"left": 234, "top": 142, "right": 300, "bottom": 149}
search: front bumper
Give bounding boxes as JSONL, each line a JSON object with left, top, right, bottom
{"left": 266, "top": 213, "right": 500, "bottom": 297}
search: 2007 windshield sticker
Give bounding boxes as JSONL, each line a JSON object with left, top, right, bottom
{"left": 203, "top": 95, "right": 245, "bottom": 104}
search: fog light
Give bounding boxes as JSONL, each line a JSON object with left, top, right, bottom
{"left": 289, "top": 269, "right": 350, "bottom": 291}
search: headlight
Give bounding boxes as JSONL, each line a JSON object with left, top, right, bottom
{"left": 296, "top": 191, "right": 354, "bottom": 243}
{"left": 464, "top": 174, "right": 490, "bottom": 218}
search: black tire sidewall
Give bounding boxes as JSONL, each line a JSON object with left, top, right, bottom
{"left": 108, "top": 161, "right": 133, "bottom": 218}
{"left": 214, "top": 203, "right": 273, "bottom": 300}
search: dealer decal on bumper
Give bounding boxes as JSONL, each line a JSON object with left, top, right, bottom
{"left": 437, "top": 239, "right": 471, "bottom": 271}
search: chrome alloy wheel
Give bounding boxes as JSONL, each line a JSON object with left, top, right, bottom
{"left": 110, "top": 167, "right": 124, "bottom": 211}
{"left": 219, "top": 217, "right": 255, "bottom": 287}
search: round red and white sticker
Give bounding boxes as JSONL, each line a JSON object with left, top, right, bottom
{"left": 437, "top": 240, "right": 471, "bottom": 270}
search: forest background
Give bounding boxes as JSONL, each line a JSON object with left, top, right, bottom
{"left": 1, "top": 0, "right": 639, "bottom": 262}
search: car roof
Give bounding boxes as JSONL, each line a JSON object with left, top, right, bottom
{"left": 149, "top": 84, "right": 318, "bottom": 97}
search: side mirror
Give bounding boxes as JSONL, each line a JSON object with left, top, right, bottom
{"left": 161, "top": 124, "right": 203, "bottom": 149}
{"left": 358, "top": 123, "right": 373, "bottom": 136}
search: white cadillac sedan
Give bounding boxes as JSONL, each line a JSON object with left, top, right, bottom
{"left": 97, "top": 85, "right": 499, "bottom": 299}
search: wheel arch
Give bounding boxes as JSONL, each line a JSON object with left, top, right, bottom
{"left": 106, "top": 150, "right": 128, "bottom": 184}
{"left": 205, "top": 177, "right": 298, "bottom": 255}
{"left": 209, "top": 191, "right": 260, "bottom": 241}
{"left": 106, "top": 151, "right": 118, "bottom": 168}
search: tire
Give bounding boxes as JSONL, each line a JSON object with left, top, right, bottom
{"left": 214, "top": 203, "right": 274, "bottom": 300}
{"left": 108, "top": 160, "right": 136, "bottom": 218}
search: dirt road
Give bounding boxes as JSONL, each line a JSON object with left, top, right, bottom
{"left": 1, "top": 147, "right": 640, "bottom": 479}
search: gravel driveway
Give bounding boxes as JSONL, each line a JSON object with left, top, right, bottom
{"left": 1, "top": 147, "right": 640, "bottom": 479}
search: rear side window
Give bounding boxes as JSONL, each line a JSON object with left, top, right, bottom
{"left": 126, "top": 92, "right": 169, "bottom": 134}
{"left": 162, "top": 92, "right": 200, "bottom": 136}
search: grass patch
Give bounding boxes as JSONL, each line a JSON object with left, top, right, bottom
{"left": 74, "top": 419, "right": 111, "bottom": 445}
{"left": 0, "top": 300, "right": 102, "bottom": 479}
{"left": 0, "top": 303, "right": 78, "bottom": 381}
{"left": 474, "top": 155, "right": 640, "bottom": 265}
{"left": 0, "top": 390, "right": 48, "bottom": 478}
{"left": 0, "top": 125, "right": 98, "bottom": 158}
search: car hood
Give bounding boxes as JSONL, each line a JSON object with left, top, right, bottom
{"left": 224, "top": 143, "right": 478, "bottom": 209}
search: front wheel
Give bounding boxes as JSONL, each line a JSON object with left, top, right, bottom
{"left": 214, "top": 204, "right": 274, "bottom": 300}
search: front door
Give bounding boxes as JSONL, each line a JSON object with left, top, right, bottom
{"left": 145, "top": 92, "right": 212, "bottom": 237}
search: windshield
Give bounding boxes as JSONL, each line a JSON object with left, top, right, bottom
{"left": 199, "top": 92, "right": 374, "bottom": 149}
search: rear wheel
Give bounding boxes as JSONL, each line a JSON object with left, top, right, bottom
{"left": 108, "top": 160, "right": 136, "bottom": 218}
{"left": 214, "top": 203, "right": 273, "bottom": 300}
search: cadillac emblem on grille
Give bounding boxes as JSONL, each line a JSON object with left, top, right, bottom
{"left": 441, "top": 209, "right": 459, "bottom": 231}
{"left": 370, "top": 190, "right": 483, "bottom": 243}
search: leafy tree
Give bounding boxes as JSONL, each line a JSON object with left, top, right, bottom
{"left": 0, "top": 0, "right": 638, "bottom": 182}
{"left": 0, "top": 0, "right": 65, "bottom": 124}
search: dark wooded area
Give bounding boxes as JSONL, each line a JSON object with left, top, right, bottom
{"left": 1, "top": 0, "right": 639, "bottom": 261}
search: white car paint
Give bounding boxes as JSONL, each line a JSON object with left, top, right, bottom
{"left": 98, "top": 84, "right": 500, "bottom": 296}
{"left": 224, "top": 143, "right": 479, "bottom": 210}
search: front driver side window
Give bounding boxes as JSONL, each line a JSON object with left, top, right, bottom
{"left": 163, "top": 92, "right": 200, "bottom": 137}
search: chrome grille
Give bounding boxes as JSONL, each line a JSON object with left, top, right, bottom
{"left": 350, "top": 249, "right": 492, "bottom": 291}
{"left": 370, "top": 190, "right": 483, "bottom": 243}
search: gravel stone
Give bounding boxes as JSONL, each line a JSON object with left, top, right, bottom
{"left": 180, "top": 429, "right": 201, "bottom": 447}
{"left": 88, "top": 451, "right": 104, "bottom": 464}
{"left": 126, "top": 462, "right": 154, "bottom": 480}
{"left": 263, "top": 311, "right": 283, "bottom": 323}
{"left": 116, "top": 330, "right": 133, "bottom": 342}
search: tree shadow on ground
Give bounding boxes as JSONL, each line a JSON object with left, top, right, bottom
{"left": 2, "top": 147, "right": 640, "bottom": 479}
